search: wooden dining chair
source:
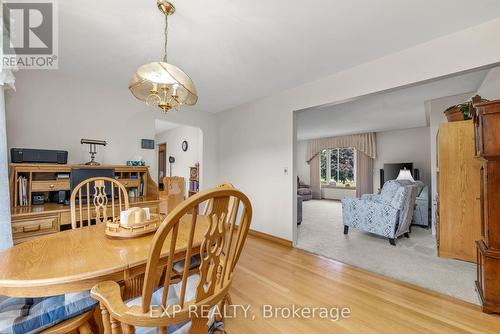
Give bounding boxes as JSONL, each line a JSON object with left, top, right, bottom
{"left": 171, "top": 182, "right": 238, "bottom": 281}
{"left": 202, "top": 182, "right": 237, "bottom": 218}
{"left": 70, "top": 176, "right": 130, "bottom": 229}
{"left": 159, "top": 176, "right": 185, "bottom": 215}
{"left": 91, "top": 186, "right": 253, "bottom": 334}
{"left": 65, "top": 176, "right": 129, "bottom": 333}
{"left": 0, "top": 177, "right": 130, "bottom": 334}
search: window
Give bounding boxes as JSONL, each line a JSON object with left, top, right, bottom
{"left": 320, "top": 148, "right": 356, "bottom": 186}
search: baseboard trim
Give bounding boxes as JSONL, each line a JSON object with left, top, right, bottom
{"left": 248, "top": 229, "right": 293, "bottom": 248}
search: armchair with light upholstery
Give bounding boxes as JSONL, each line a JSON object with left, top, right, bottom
{"left": 297, "top": 176, "right": 313, "bottom": 201}
{"left": 342, "top": 180, "right": 418, "bottom": 245}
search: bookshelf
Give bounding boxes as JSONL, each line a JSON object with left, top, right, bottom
{"left": 188, "top": 163, "right": 199, "bottom": 197}
{"left": 9, "top": 164, "right": 159, "bottom": 244}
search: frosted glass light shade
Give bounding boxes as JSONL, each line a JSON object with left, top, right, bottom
{"left": 129, "top": 62, "right": 198, "bottom": 111}
{"left": 396, "top": 169, "right": 415, "bottom": 182}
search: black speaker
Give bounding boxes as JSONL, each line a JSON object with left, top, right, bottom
{"left": 169, "top": 156, "right": 175, "bottom": 163}
{"left": 11, "top": 148, "right": 68, "bottom": 164}
{"left": 49, "top": 191, "right": 67, "bottom": 204}
{"left": 413, "top": 169, "right": 420, "bottom": 181}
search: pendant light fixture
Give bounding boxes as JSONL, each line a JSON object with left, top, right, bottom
{"left": 129, "top": 0, "right": 198, "bottom": 112}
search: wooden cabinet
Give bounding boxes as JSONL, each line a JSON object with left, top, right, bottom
{"left": 9, "top": 164, "right": 160, "bottom": 244}
{"left": 474, "top": 100, "right": 500, "bottom": 314}
{"left": 118, "top": 178, "right": 140, "bottom": 188}
{"left": 12, "top": 215, "right": 59, "bottom": 244}
{"left": 438, "top": 120, "right": 481, "bottom": 262}
{"left": 31, "top": 180, "right": 71, "bottom": 192}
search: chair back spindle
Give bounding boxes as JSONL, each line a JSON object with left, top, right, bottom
{"left": 70, "top": 177, "right": 129, "bottom": 229}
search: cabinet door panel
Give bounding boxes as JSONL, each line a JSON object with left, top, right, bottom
{"left": 439, "top": 121, "right": 481, "bottom": 262}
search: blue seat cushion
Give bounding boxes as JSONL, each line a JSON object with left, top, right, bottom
{"left": 0, "top": 290, "right": 98, "bottom": 334}
{"left": 173, "top": 255, "right": 201, "bottom": 274}
{"left": 127, "top": 274, "right": 208, "bottom": 334}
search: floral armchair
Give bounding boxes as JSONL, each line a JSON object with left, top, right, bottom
{"left": 342, "top": 180, "right": 418, "bottom": 245}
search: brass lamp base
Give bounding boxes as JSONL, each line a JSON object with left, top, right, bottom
{"left": 157, "top": 0, "right": 175, "bottom": 15}
{"left": 85, "top": 161, "right": 101, "bottom": 166}
{"left": 85, "top": 154, "right": 101, "bottom": 166}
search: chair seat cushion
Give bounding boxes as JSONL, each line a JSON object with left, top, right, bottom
{"left": 127, "top": 274, "right": 201, "bottom": 334}
{"left": 0, "top": 291, "right": 98, "bottom": 334}
{"left": 173, "top": 255, "right": 201, "bottom": 274}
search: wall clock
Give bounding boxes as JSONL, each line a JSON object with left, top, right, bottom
{"left": 182, "top": 140, "right": 188, "bottom": 152}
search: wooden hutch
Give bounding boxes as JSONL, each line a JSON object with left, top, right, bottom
{"left": 473, "top": 100, "right": 500, "bottom": 314}
{"left": 438, "top": 120, "right": 481, "bottom": 263}
{"left": 9, "top": 164, "right": 159, "bottom": 244}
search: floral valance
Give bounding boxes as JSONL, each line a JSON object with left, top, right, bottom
{"left": 306, "top": 132, "right": 376, "bottom": 163}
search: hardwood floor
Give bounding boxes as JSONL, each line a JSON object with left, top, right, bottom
{"left": 225, "top": 236, "right": 500, "bottom": 333}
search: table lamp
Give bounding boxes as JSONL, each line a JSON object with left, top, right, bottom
{"left": 396, "top": 168, "right": 415, "bottom": 182}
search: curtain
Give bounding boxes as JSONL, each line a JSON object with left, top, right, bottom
{"left": 0, "top": 69, "right": 15, "bottom": 251}
{"left": 306, "top": 132, "right": 376, "bottom": 163}
{"left": 309, "top": 155, "right": 321, "bottom": 199}
{"left": 356, "top": 150, "right": 373, "bottom": 197}
{"left": 306, "top": 132, "right": 376, "bottom": 199}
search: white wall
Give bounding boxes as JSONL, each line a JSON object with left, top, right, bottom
{"left": 217, "top": 18, "right": 500, "bottom": 242}
{"left": 155, "top": 125, "right": 202, "bottom": 195}
{"left": 373, "top": 127, "right": 431, "bottom": 190}
{"left": 5, "top": 71, "right": 221, "bottom": 192}
{"left": 298, "top": 127, "right": 432, "bottom": 195}
{"left": 478, "top": 66, "right": 500, "bottom": 99}
{"left": 296, "top": 140, "right": 309, "bottom": 185}
{"left": 6, "top": 71, "right": 156, "bottom": 167}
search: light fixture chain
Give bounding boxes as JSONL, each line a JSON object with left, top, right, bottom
{"left": 163, "top": 14, "right": 169, "bottom": 62}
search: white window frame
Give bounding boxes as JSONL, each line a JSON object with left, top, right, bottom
{"left": 321, "top": 148, "right": 357, "bottom": 185}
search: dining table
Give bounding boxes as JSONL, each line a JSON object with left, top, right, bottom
{"left": 0, "top": 214, "right": 210, "bottom": 298}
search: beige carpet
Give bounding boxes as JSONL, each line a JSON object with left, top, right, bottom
{"left": 296, "top": 200, "right": 479, "bottom": 304}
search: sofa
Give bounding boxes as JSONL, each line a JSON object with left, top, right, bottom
{"left": 342, "top": 180, "right": 418, "bottom": 245}
{"left": 297, "top": 177, "right": 313, "bottom": 201}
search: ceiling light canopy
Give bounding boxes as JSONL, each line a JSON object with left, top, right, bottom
{"left": 129, "top": 0, "right": 197, "bottom": 113}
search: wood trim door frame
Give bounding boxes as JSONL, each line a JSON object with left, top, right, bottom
{"left": 158, "top": 143, "right": 167, "bottom": 190}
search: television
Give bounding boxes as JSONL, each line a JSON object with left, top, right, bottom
{"left": 381, "top": 163, "right": 414, "bottom": 187}
{"left": 71, "top": 168, "right": 115, "bottom": 199}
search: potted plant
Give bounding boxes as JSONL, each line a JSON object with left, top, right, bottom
{"left": 444, "top": 103, "right": 472, "bottom": 122}
{"left": 444, "top": 95, "right": 488, "bottom": 122}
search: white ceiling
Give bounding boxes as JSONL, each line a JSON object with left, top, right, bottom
{"left": 296, "top": 69, "right": 489, "bottom": 140}
{"left": 59, "top": 0, "right": 500, "bottom": 113}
